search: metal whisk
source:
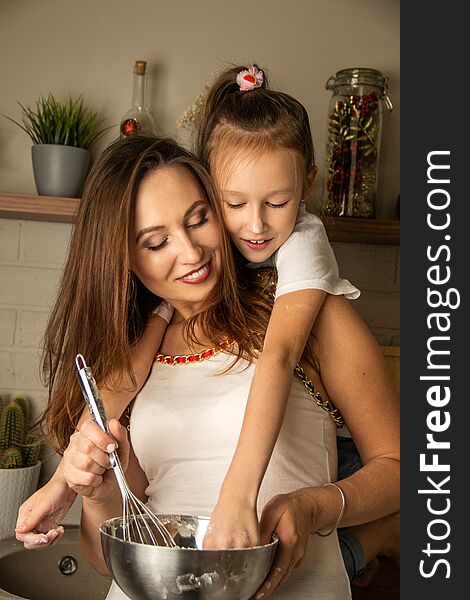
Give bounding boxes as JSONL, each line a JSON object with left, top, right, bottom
{"left": 75, "top": 354, "right": 176, "bottom": 547}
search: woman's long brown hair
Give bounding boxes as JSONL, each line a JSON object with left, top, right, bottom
{"left": 41, "top": 135, "right": 272, "bottom": 452}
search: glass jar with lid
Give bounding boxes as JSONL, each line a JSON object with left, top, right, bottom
{"left": 323, "top": 67, "right": 393, "bottom": 218}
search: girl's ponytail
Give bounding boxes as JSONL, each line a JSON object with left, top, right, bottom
{"left": 195, "top": 64, "right": 269, "bottom": 162}
{"left": 195, "top": 63, "right": 314, "bottom": 176}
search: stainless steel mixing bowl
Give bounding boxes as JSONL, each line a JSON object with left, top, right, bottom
{"left": 100, "top": 514, "right": 278, "bottom": 600}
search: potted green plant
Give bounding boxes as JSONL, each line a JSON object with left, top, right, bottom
{"left": 3, "top": 93, "right": 113, "bottom": 198}
{"left": 0, "top": 395, "right": 42, "bottom": 540}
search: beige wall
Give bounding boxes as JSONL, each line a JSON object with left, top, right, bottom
{"left": 0, "top": 0, "right": 399, "bottom": 217}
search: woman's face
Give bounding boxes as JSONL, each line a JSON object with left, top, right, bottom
{"left": 217, "top": 148, "right": 304, "bottom": 264}
{"left": 132, "top": 165, "right": 221, "bottom": 315}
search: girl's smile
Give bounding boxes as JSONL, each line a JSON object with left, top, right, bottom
{"left": 241, "top": 238, "right": 274, "bottom": 252}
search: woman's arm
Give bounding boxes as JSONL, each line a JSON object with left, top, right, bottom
{"left": 254, "top": 294, "right": 399, "bottom": 598}
{"left": 14, "top": 463, "right": 77, "bottom": 548}
{"left": 15, "top": 312, "right": 168, "bottom": 548}
{"left": 76, "top": 421, "right": 148, "bottom": 576}
{"left": 205, "top": 289, "right": 326, "bottom": 549}
{"left": 311, "top": 294, "right": 400, "bottom": 525}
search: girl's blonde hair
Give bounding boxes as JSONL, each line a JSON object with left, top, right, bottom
{"left": 40, "top": 135, "right": 273, "bottom": 452}
{"left": 195, "top": 65, "right": 319, "bottom": 369}
{"left": 195, "top": 64, "right": 315, "bottom": 184}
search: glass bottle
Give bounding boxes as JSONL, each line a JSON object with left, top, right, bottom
{"left": 120, "top": 60, "right": 155, "bottom": 138}
{"left": 323, "top": 68, "right": 393, "bottom": 218}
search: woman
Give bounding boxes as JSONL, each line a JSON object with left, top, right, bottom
{"left": 17, "top": 136, "right": 399, "bottom": 599}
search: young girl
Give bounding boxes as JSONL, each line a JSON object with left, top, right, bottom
{"left": 192, "top": 64, "right": 361, "bottom": 551}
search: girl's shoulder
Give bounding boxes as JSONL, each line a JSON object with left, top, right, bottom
{"left": 277, "top": 207, "right": 330, "bottom": 260}
{"left": 294, "top": 203, "right": 324, "bottom": 232}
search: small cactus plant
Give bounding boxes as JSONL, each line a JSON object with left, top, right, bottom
{"left": 13, "top": 396, "right": 30, "bottom": 423}
{"left": 0, "top": 396, "right": 41, "bottom": 469}
{"left": 0, "top": 447, "right": 23, "bottom": 469}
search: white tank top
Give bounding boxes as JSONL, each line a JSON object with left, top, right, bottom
{"left": 106, "top": 351, "right": 351, "bottom": 600}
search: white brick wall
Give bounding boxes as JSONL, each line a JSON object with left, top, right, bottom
{"left": 0, "top": 218, "right": 72, "bottom": 422}
{"left": 0, "top": 309, "right": 16, "bottom": 345}
{"left": 0, "top": 220, "right": 21, "bottom": 261}
{"left": 21, "top": 221, "right": 71, "bottom": 266}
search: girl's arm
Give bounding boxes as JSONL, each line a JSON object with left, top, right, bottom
{"left": 106, "top": 309, "right": 172, "bottom": 410}
{"left": 15, "top": 311, "right": 169, "bottom": 548}
{"left": 204, "top": 288, "right": 326, "bottom": 549}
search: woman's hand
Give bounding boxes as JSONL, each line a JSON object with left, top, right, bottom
{"left": 15, "top": 477, "right": 77, "bottom": 549}
{"left": 203, "top": 497, "right": 260, "bottom": 550}
{"left": 251, "top": 490, "right": 314, "bottom": 600}
{"left": 62, "top": 418, "right": 129, "bottom": 504}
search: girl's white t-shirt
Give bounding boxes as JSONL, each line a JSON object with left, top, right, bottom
{"left": 251, "top": 204, "right": 360, "bottom": 301}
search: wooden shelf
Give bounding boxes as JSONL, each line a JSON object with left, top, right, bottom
{"left": 0, "top": 192, "right": 79, "bottom": 223}
{"left": 323, "top": 217, "right": 400, "bottom": 245}
{"left": 0, "top": 193, "right": 400, "bottom": 244}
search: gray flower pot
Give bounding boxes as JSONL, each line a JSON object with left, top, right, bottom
{"left": 0, "top": 462, "right": 41, "bottom": 540}
{"left": 32, "top": 144, "right": 91, "bottom": 198}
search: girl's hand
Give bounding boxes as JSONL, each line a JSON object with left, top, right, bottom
{"left": 251, "top": 490, "right": 314, "bottom": 599}
{"left": 62, "top": 418, "right": 129, "bottom": 503}
{"left": 15, "top": 478, "right": 77, "bottom": 549}
{"left": 203, "top": 497, "right": 260, "bottom": 550}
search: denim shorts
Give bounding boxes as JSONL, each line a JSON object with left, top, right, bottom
{"left": 337, "top": 436, "right": 366, "bottom": 581}
{"left": 338, "top": 528, "right": 367, "bottom": 581}
{"left": 337, "top": 435, "right": 363, "bottom": 480}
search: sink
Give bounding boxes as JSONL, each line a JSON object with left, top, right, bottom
{"left": 0, "top": 526, "right": 111, "bottom": 599}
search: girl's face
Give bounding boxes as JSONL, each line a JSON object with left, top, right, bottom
{"left": 132, "top": 165, "right": 221, "bottom": 316}
{"left": 217, "top": 148, "right": 305, "bottom": 263}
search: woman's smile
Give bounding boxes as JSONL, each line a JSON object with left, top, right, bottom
{"left": 132, "top": 165, "right": 221, "bottom": 313}
{"left": 178, "top": 259, "right": 212, "bottom": 283}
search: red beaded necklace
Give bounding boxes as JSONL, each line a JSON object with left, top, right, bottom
{"left": 154, "top": 337, "right": 236, "bottom": 365}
